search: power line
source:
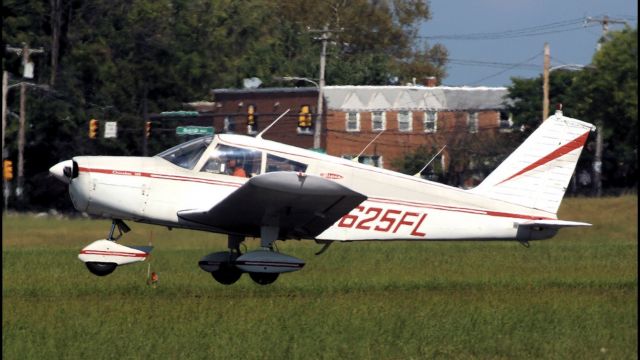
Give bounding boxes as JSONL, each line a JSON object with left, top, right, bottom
{"left": 420, "top": 18, "right": 601, "bottom": 41}
{"left": 446, "top": 58, "right": 540, "bottom": 70}
{"left": 469, "top": 51, "right": 543, "bottom": 85}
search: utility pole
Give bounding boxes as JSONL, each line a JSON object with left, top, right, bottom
{"left": 308, "top": 24, "right": 341, "bottom": 150}
{"left": 542, "top": 42, "right": 550, "bottom": 121}
{"left": 315, "top": 24, "right": 328, "bottom": 150}
{"left": 2, "top": 71, "right": 8, "bottom": 210}
{"left": 584, "top": 16, "right": 627, "bottom": 197}
{"left": 6, "top": 43, "right": 44, "bottom": 200}
{"left": 586, "top": 16, "right": 628, "bottom": 51}
{"left": 2, "top": 71, "right": 7, "bottom": 159}
{"left": 143, "top": 84, "right": 149, "bottom": 157}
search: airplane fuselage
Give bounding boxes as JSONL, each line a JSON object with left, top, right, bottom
{"left": 67, "top": 133, "right": 558, "bottom": 243}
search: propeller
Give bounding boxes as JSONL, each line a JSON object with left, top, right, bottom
{"left": 49, "top": 160, "right": 78, "bottom": 184}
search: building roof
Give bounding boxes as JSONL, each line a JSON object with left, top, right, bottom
{"left": 323, "top": 85, "right": 509, "bottom": 112}
{"left": 211, "top": 87, "right": 318, "bottom": 96}
{"left": 208, "top": 85, "right": 511, "bottom": 112}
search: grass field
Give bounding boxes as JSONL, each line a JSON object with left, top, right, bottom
{"left": 3, "top": 196, "right": 637, "bottom": 359}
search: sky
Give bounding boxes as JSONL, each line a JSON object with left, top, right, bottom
{"left": 420, "top": 0, "right": 637, "bottom": 87}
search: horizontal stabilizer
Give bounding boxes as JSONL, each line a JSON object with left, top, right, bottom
{"left": 519, "top": 219, "right": 592, "bottom": 228}
{"left": 515, "top": 219, "right": 591, "bottom": 241}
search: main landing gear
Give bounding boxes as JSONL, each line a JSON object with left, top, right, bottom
{"left": 198, "top": 226, "right": 305, "bottom": 286}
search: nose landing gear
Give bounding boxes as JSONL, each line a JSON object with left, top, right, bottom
{"left": 79, "top": 219, "right": 152, "bottom": 277}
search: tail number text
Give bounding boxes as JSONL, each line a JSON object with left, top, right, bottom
{"left": 337, "top": 206, "right": 427, "bottom": 236}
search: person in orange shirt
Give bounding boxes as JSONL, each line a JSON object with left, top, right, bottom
{"left": 227, "top": 158, "right": 247, "bottom": 177}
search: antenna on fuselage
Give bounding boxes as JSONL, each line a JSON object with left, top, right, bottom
{"left": 352, "top": 130, "right": 386, "bottom": 162}
{"left": 414, "top": 144, "right": 447, "bottom": 177}
{"left": 256, "top": 109, "right": 291, "bottom": 139}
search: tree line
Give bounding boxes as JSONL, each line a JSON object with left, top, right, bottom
{"left": 3, "top": 0, "right": 445, "bottom": 210}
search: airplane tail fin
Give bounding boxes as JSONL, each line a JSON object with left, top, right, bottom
{"left": 469, "top": 110, "right": 595, "bottom": 215}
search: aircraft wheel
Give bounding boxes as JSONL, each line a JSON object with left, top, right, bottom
{"left": 86, "top": 262, "right": 117, "bottom": 276}
{"left": 249, "top": 272, "right": 279, "bottom": 285}
{"left": 211, "top": 266, "right": 242, "bottom": 285}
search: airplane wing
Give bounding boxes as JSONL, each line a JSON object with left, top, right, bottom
{"left": 177, "top": 172, "right": 367, "bottom": 239}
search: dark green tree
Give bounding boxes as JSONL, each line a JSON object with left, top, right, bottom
{"left": 3, "top": 0, "right": 447, "bottom": 210}
{"left": 504, "top": 27, "right": 637, "bottom": 192}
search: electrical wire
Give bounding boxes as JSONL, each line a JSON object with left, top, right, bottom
{"left": 468, "top": 51, "right": 543, "bottom": 85}
{"left": 420, "top": 18, "right": 601, "bottom": 41}
{"left": 446, "top": 58, "right": 540, "bottom": 70}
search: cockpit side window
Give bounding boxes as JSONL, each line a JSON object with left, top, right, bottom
{"left": 266, "top": 154, "right": 307, "bottom": 173}
{"left": 156, "top": 136, "right": 212, "bottom": 170}
{"left": 200, "top": 144, "right": 262, "bottom": 178}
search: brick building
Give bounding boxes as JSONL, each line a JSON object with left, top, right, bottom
{"left": 185, "top": 85, "right": 511, "bottom": 181}
{"left": 322, "top": 86, "right": 511, "bottom": 172}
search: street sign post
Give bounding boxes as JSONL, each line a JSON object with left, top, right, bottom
{"left": 104, "top": 121, "right": 117, "bottom": 138}
{"left": 176, "top": 126, "right": 214, "bottom": 136}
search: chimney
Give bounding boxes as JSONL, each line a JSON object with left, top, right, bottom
{"left": 424, "top": 76, "right": 437, "bottom": 87}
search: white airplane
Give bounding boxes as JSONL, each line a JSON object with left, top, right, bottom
{"left": 50, "top": 109, "right": 594, "bottom": 285}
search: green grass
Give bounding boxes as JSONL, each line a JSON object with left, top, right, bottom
{"left": 3, "top": 196, "right": 637, "bottom": 359}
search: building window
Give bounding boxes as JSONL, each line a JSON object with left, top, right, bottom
{"left": 372, "top": 111, "right": 386, "bottom": 131}
{"left": 468, "top": 112, "right": 478, "bottom": 134}
{"left": 498, "top": 110, "right": 513, "bottom": 132}
{"left": 224, "top": 116, "right": 235, "bottom": 133}
{"left": 346, "top": 112, "right": 360, "bottom": 132}
{"left": 247, "top": 104, "right": 257, "bottom": 135}
{"left": 297, "top": 105, "right": 313, "bottom": 134}
{"left": 398, "top": 111, "right": 412, "bottom": 132}
{"left": 424, "top": 111, "right": 437, "bottom": 133}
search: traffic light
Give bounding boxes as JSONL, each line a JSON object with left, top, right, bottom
{"left": 247, "top": 105, "right": 256, "bottom": 126}
{"left": 89, "top": 119, "right": 99, "bottom": 139}
{"left": 298, "top": 105, "right": 312, "bottom": 128}
{"left": 3, "top": 159, "right": 13, "bottom": 181}
{"left": 145, "top": 121, "right": 152, "bottom": 138}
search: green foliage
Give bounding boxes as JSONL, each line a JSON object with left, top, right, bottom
{"left": 3, "top": 196, "right": 637, "bottom": 359}
{"left": 2, "top": 0, "right": 446, "bottom": 210}
{"left": 505, "top": 27, "right": 637, "bottom": 190}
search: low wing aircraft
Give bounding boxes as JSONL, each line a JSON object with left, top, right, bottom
{"left": 50, "top": 109, "right": 595, "bottom": 285}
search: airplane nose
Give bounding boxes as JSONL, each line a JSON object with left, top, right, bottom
{"left": 49, "top": 160, "right": 74, "bottom": 184}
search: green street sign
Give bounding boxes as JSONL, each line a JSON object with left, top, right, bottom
{"left": 161, "top": 111, "right": 199, "bottom": 117}
{"left": 176, "top": 126, "right": 214, "bottom": 136}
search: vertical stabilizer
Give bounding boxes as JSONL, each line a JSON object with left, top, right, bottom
{"left": 470, "top": 111, "right": 595, "bottom": 214}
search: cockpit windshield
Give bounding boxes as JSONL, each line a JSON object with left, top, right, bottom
{"left": 156, "top": 136, "right": 212, "bottom": 169}
{"left": 200, "top": 144, "right": 262, "bottom": 178}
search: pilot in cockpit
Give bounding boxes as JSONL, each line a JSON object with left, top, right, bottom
{"left": 226, "top": 158, "right": 247, "bottom": 177}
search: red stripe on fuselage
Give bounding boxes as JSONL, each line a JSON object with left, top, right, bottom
{"left": 497, "top": 131, "right": 590, "bottom": 185}
{"left": 79, "top": 167, "right": 553, "bottom": 221}
{"left": 78, "top": 167, "right": 242, "bottom": 188}
{"left": 367, "top": 198, "right": 553, "bottom": 220}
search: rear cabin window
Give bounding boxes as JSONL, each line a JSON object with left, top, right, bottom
{"left": 156, "top": 136, "right": 212, "bottom": 170}
{"left": 266, "top": 154, "right": 307, "bottom": 173}
{"left": 200, "top": 144, "right": 262, "bottom": 178}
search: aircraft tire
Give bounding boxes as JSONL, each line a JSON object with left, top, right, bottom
{"left": 249, "top": 272, "right": 279, "bottom": 285}
{"left": 211, "top": 266, "right": 242, "bottom": 285}
{"left": 85, "top": 262, "right": 117, "bottom": 276}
